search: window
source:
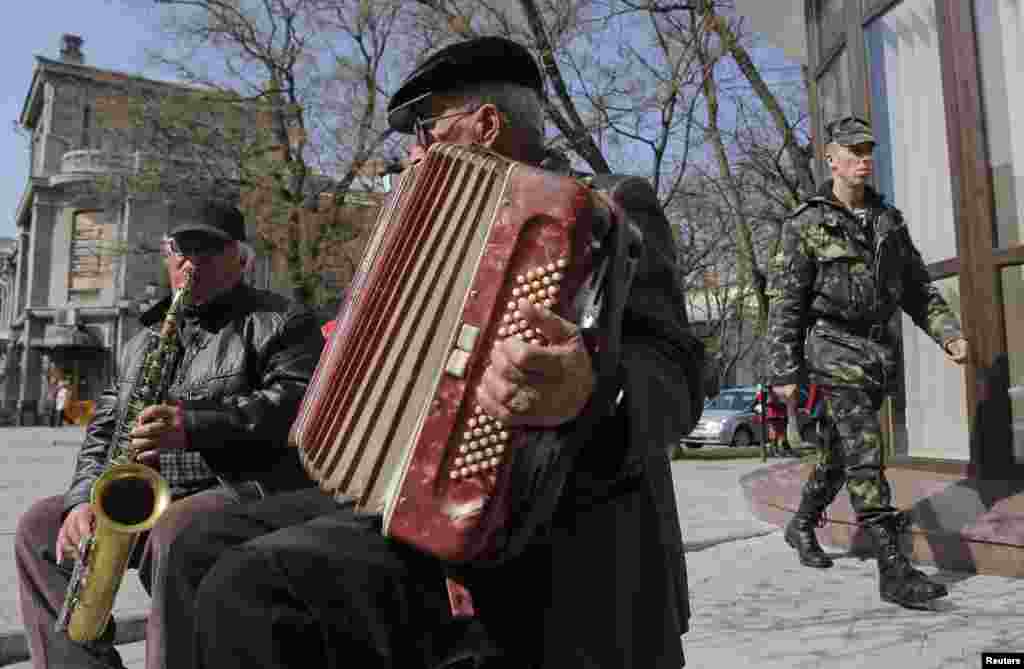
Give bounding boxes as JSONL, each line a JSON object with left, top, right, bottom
{"left": 818, "top": 0, "right": 847, "bottom": 58}
{"left": 974, "top": 0, "right": 1024, "bottom": 249}
{"left": 1002, "top": 267, "right": 1024, "bottom": 462}
{"left": 865, "top": 0, "right": 967, "bottom": 461}
{"left": 899, "top": 276, "right": 968, "bottom": 460}
{"left": 81, "top": 105, "right": 92, "bottom": 150}
{"left": 817, "top": 48, "right": 851, "bottom": 145}
{"left": 69, "top": 211, "right": 115, "bottom": 294}
{"left": 865, "top": 0, "right": 957, "bottom": 260}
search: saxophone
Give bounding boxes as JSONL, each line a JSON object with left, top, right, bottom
{"left": 55, "top": 268, "right": 193, "bottom": 642}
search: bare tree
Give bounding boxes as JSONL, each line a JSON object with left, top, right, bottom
{"left": 123, "top": 0, "right": 408, "bottom": 305}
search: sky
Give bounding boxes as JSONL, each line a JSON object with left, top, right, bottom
{"left": 0, "top": 0, "right": 164, "bottom": 240}
{"left": 0, "top": 2, "right": 805, "bottom": 241}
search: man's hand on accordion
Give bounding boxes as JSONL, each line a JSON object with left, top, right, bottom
{"left": 477, "top": 298, "right": 595, "bottom": 427}
{"left": 131, "top": 403, "right": 189, "bottom": 465}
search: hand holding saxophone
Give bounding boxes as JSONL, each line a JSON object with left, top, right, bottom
{"left": 55, "top": 503, "right": 95, "bottom": 561}
{"left": 477, "top": 298, "right": 595, "bottom": 428}
{"left": 131, "top": 403, "right": 189, "bottom": 466}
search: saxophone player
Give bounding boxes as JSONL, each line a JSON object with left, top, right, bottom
{"left": 15, "top": 200, "right": 323, "bottom": 669}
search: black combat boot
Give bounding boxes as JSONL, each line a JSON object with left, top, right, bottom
{"left": 785, "top": 465, "right": 842, "bottom": 568}
{"left": 864, "top": 513, "right": 948, "bottom": 609}
{"left": 785, "top": 500, "right": 833, "bottom": 568}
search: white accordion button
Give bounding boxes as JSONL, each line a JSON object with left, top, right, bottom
{"left": 445, "top": 349, "right": 470, "bottom": 378}
{"left": 457, "top": 324, "right": 480, "bottom": 352}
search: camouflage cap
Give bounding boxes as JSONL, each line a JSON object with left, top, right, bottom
{"left": 825, "top": 116, "right": 875, "bottom": 146}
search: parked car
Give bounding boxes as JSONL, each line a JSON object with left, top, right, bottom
{"left": 684, "top": 386, "right": 762, "bottom": 448}
{"left": 684, "top": 385, "right": 822, "bottom": 449}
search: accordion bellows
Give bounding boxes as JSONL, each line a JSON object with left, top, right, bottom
{"left": 289, "top": 143, "right": 609, "bottom": 561}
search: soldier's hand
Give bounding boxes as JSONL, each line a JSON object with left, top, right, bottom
{"left": 56, "top": 503, "right": 95, "bottom": 562}
{"left": 944, "top": 338, "right": 969, "bottom": 365}
{"left": 772, "top": 384, "right": 799, "bottom": 402}
{"left": 477, "top": 299, "right": 595, "bottom": 427}
{"left": 131, "top": 403, "right": 188, "bottom": 465}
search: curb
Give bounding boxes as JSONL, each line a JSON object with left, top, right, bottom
{"left": 0, "top": 614, "right": 147, "bottom": 667}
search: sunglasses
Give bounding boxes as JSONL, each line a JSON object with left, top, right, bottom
{"left": 161, "top": 235, "right": 230, "bottom": 259}
{"left": 413, "top": 106, "right": 479, "bottom": 149}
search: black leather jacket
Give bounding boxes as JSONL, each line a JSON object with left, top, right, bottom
{"left": 63, "top": 282, "right": 324, "bottom": 515}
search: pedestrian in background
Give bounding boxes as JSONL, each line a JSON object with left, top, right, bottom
{"left": 766, "top": 116, "right": 968, "bottom": 609}
{"left": 54, "top": 379, "right": 69, "bottom": 427}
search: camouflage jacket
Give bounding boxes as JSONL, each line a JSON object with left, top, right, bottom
{"left": 765, "top": 181, "right": 962, "bottom": 391}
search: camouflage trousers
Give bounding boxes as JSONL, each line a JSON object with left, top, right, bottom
{"left": 804, "top": 385, "right": 893, "bottom": 518}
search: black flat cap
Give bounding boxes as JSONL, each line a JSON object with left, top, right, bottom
{"left": 388, "top": 36, "right": 544, "bottom": 133}
{"left": 169, "top": 201, "right": 246, "bottom": 241}
{"left": 825, "top": 116, "right": 875, "bottom": 146}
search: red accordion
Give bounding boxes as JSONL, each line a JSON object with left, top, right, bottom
{"left": 288, "top": 143, "right": 614, "bottom": 562}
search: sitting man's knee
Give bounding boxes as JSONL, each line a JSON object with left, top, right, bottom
{"left": 16, "top": 495, "right": 64, "bottom": 555}
{"left": 197, "top": 547, "right": 270, "bottom": 609}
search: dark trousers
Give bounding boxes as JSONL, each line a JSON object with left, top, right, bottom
{"left": 165, "top": 487, "right": 462, "bottom": 669}
{"left": 15, "top": 483, "right": 261, "bottom": 669}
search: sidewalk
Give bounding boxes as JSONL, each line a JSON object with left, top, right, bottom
{"left": 0, "top": 427, "right": 149, "bottom": 668}
{"left": 676, "top": 459, "right": 1024, "bottom": 668}
{"left": 1, "top": 433, "right": 1022, "bottom": 667}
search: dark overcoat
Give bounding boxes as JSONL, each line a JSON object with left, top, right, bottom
{"left": 461, "top": 175, "right": 702, "bottom": 669}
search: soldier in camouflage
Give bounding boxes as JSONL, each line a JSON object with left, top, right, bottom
{"left": 765, "top": 116, "right": 969, "bottom": 609}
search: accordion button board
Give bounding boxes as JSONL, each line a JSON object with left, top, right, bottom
{"left": 288, "top": 142, "right": 614, "bottom": 562}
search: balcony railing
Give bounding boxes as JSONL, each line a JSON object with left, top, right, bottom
{"left": 59, "top": 150, "right": 227, "bottom": 179}
{"left": 59, "top": 149, "right": 135, "bottom": 175}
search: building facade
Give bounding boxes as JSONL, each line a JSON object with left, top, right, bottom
{"left": 735, "top": 0, "right": 1024, "bottom": 574}
{"left": 3, "top": 35, "right": 380, "bottom": 425}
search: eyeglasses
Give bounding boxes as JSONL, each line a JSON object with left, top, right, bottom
{"left": 161, "top": 235, "right": 230, "bottom": 259}
{"left": 412, "top": 106, "right": 479, "bottom": 149}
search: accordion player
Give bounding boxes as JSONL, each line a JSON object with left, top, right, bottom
{"left": 288, "top": 141, "right": 642, "bottom": 565}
